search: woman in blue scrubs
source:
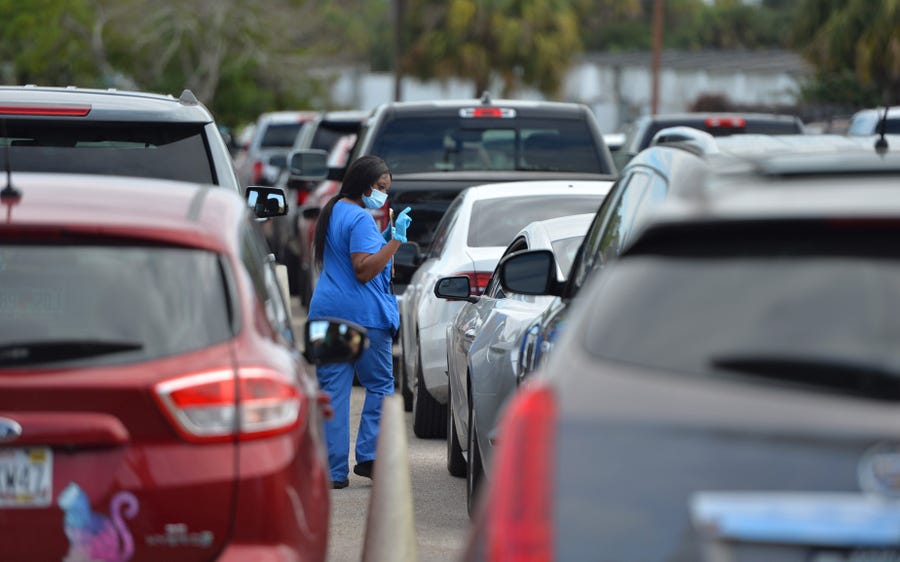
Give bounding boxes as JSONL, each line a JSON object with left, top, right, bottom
{"left": 308, "top": 155, "right": 412, "bottom": 489}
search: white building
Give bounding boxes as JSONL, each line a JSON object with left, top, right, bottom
{"left": 320, "top": 49, "right": 813, "bottom": 134}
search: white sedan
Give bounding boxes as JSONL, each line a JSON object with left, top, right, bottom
{"left": 399, "top": 180, "right": 612, "bottom": 438}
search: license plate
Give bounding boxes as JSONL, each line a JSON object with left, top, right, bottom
{"left": 0, "top": 447, "right": 52, "bottom": 508}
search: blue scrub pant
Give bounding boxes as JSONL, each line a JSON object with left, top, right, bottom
{"left": 316, "top": 327, "right": 395, "bottom": 482}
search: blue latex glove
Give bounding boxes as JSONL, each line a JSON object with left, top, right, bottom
{"left": 392, "top": 207, "right": 412, "bottom": 243}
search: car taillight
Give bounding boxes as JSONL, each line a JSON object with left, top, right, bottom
{"left": 251, "top": 160, "right": 265, "bottom": 185}
{"left": 154, "top": 367, "right": 303, "bottom": 443}
{"left": 485, "top": 381, "right": 557, "bottom": 562}
{"left": 453, "top": 271, "right": 492, "bottom": 296}
{"left": 296, "top": 190, "right": 309, "bottom": 206}
{"left": 705, "top": 117, "right": 745, "bottom": 128}
{"left": 0, "top": 104, "right": 91, "bottom": 116}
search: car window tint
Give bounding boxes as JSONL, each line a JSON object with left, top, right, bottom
{"left": 0, "top": 121, "right": 214, "bottom": 184}
{"left": 595, "top": 171, "right": 651, "bottom": 266}
{"left": 240, "top": 220, "right": 294, "bottom": 345}
{"left": 0, "top": 244, "right": 231, "bottom": 367}
{"left": 582, "top": 255, "right": 900, "bottom": 400}
{"left": 429, "top": 196, "right": 464, "bottom": 258}
{"left": 260, "top": 122, "right": 305, "bottom": 148}
{"left": 371, "top": 116, "right": 606, "bottom": 174}
{"left": 467, "top": 195, "right": 604, "bottom": 247}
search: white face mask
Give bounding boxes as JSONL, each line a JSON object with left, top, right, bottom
{"left": 362, "top": 188, "right": 387, "bottom": 210}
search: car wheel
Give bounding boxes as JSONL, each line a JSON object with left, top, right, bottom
{"left": 412, "top": 346, "right": 447, "bottom": 439}
{"left": 446, "top": 374, "right": 466, "bottom": 477}
{"left": 466, "top": 393, "right": 483, "bottom": 518}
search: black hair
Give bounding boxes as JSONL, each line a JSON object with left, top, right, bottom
{"left": 314, "top": 155, "right": 392, "bottom": 268}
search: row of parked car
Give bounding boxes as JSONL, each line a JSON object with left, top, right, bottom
{"left": 460, "top": 126, "right": 900, "bottom": 560}
{"left": 168, "top": 87, "right": 900, "bottom": 560}
{"left": 0, "top": 85, "right": 368, "bottom": 561}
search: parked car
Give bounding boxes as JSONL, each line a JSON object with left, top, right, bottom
{"left": 291, "top": 133, "right": 359, "bottom": 306}
{"left": 0, "top": 172, "right": 364, "bottom": 561}
{"left": 512, "top": 132, "right": 877, "bottom": 383}
{"left": 274, "top": 110, "right": 368, "bottom": 299}
{"left": 466, "top": 141, "right": 900, "bottom": 561}
{"left": 234, "top": 110, "right": 318, "bottom": 189}
{"left": 0, "top": 85, "right": 241, "bottom": 193}
{"left": 434, "top": 212, "right": 595, "bottom": 514}
{"left": 400, "top": 181, "right": 611, "bottom": 438}
{"left": 614, "top": 111, "right": 805, "bottom": 168}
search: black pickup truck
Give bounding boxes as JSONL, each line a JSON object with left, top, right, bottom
{"left": 290, "top": 94, "right": 618, "bottom": 292}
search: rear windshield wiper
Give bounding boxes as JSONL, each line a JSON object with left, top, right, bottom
{"left": 0, "top": 340, "right": 144, "bottom": 366}
{"left": 710, "top": 353, "right": 900, "bottom": 401}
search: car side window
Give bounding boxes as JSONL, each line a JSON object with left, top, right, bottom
{"left": 240, "top": 219, "right": 295, "bottom": 346}
{"left": 596, "top": 171, "right": 651, "bottom": 265}
{"left": 429, "top": 196, "right": 464, "bottom": 258}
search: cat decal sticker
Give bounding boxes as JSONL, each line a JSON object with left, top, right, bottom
{"left": 57, "top": 482, "right": 139, "bottom": 562}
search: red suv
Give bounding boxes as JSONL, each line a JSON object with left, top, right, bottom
{"left": 0, "top": 173, "right": 363, "bottom": 561}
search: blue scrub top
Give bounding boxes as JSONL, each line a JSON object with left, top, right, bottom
{"left": 308, "top": 200, "right": 399, "bottom": 332}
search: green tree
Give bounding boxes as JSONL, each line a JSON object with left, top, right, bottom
{"left": 792, "top": 0, "right": 900, "bottom": 105}
{"left": 401, "top": 0, "right": 587, "bottom": 98}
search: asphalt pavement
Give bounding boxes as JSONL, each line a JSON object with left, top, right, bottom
{"left": 290, "top": 297, "right": 470, "bottom": 561}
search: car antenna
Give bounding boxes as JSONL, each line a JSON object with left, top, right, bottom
{"left": 480, "top": 91, "right": 492, "bottom": 105}
{"left": 875, "top": 104, "right": 889, "bottom": 156}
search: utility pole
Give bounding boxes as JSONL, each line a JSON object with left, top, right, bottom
{"left": 651, "top": 0, "right": 663, "bottom": 115}
{"left": 393, "top": 0, "right": 405, "bottom": 102}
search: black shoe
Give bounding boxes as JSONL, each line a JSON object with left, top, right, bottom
{"left": 353, "top": 460, "right": 374, "bottom": 479}
{"left": 331, "top": 479, "right": 349, "bottom": 489}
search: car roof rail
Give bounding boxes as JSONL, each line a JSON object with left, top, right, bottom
{"left": 650, "top": 126, "right": 719, "bottom": 156}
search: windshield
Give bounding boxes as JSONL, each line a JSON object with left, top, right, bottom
{"left": 371, "top": 116, "right": 607, "bottom": 174}
{"left": 0, "top": 245, "right": 232, "bottom": 367}
{"left": 582, "top": 255, "right": 900, "bottom": 399}
{"left": 0, "top": 120, "right": 215, "bottom": 183}
{"left": 260, "top": 122, "right": 305, "bottom": 148}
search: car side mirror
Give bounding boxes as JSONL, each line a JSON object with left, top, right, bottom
{"left": 304, "top": 318, "right": 368, "bottom": 365}
{"left": 268, "top": 153, "right": 288, "bottom": 170}
{"left": 499, "top": 249, "right": 562, "bottom": 296}
{"left": 246, "top": 186, "right": 288, "bottom": 219}
{"left": 394, "top": 242, "right": 422, "bottom": 269}
{"left": 434, "top": 276, "right": 477, "bottom": 303}
{"left": 289, "top": 149, "right": 329, "bottom": 181}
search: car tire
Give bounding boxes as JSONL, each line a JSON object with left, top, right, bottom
{"left": 446, "top": 374, "right": 466, "bottom": 477}
{"left": 466, "top": 393, "right": 483, "bottom": 518}
{"left": 412, "top": 347, "right": 447, "bottom": 439}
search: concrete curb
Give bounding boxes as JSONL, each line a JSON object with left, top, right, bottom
{"left": 361, "top": 394, "right": 417, "bottom": 562}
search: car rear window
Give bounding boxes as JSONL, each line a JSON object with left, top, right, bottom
{"left": 260, "top": 122, "right": 305, "bottom": 148}
{"left": 468, "top": 195, "right": 603, "bottom": 247}
{"left": 371, "top": 116, "right": 607, "bottom": 175}
{"left": 0, "top": 120, "right": 215, "bottom": 183}
{"left": 580, "top": 222, "right": 900, "bottom": 400}
{"left": 0, "top": 245, "right": 232, "bottom": 368}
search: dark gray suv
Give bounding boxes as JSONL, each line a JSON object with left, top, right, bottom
{"left": 0, "top": 85, "right": 240, "bottom": 192}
